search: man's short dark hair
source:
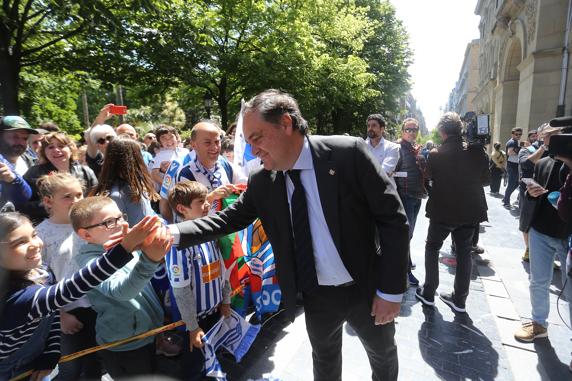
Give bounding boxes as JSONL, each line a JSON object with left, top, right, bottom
{"left": 366, "top": 114, "right": 386, "bottom": 128}
{"left": 243, "top": 89, "right": 308, "bottom": 134}
{"left": 511, "top": 127, "right": 523, "bottom": 134}
{"left": 437, "top": 112, "right": 463, "bottom": 136}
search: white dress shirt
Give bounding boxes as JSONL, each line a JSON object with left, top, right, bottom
{"left": 365, "top": 137, "right": 400, "bottom": 175}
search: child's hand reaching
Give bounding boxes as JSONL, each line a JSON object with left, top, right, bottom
{"left": 140, "top": 224, "right": 173, "bottom": 263}
{"left": 60, "top": 310, "right": 84, "bottom": 335}
{"left": 110, "top": 215, "right": 160, "bottom": 252}
{"left": 189, "top": 328, "right": 205, "bottom": 351}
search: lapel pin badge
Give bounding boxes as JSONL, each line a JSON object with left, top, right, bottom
{"left": 329, "top": 169, "right": 336, "bottom": 176}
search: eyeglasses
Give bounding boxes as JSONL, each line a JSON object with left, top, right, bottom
{"left": 514, "top": 133, "right": 522, "bottom": 137}
{"left": 96, "top": 135, "right": 114, "bottom": 145}
{"left": 403, "top": 128, "right": 419, "bottom": 134}
{"left": 82, "top": 214, "right": 127, "bottom": 230}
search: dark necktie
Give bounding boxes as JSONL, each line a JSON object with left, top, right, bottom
{"left": 288, "top": 169, "right": 318, "bottom": 293}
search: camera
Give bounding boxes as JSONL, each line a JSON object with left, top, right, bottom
{"left": 463, "top": 112, "right": 491, "bottom": 147}
{"left": 548, "top": 133, "right": 572, "bottom": 159}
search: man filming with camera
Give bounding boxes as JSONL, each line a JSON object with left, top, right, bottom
{"left": 415, "top": 112, "right": 490, "bottom": 313}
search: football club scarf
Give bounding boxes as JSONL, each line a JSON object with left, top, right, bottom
{"left": 202, "top": 309, "right": 261, "bottom": 380}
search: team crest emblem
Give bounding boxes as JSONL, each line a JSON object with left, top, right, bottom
{"left": 171, "top": 265, "right": 181, "bottom": 275}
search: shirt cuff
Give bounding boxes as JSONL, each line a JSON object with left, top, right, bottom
{"left": 168, "top": 224, "right": 180, "bottom": 246}
{"left": 376, "top": 290, "right": 403, "bottom": 303}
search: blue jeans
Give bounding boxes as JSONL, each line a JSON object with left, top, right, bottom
{"left": 400, "top": 194, "right": 422, "bottom": 272}
{"left": 528, "top": 227, "right": 572, "bottom": 327}
{"left": 0, "top": 315, "right": 54, "bottom": 381}
{"left": 503, "top": 162, "right": 519, "bottom": 205}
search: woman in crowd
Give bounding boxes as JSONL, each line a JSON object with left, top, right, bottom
{"left": 91, "top": 137, "right": 159, "bottom": 226}
{"left": 22, "top": 132, "right": 97, "bottom": 223}
{"left": 489, "top": 141, "right": 506, "bottom": 195}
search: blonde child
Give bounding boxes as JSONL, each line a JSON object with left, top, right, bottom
{"left": 35, "top": 173, "right": 99, "bottom": 380}
{"left": 72, "top": 196, "right": 170, "bottom": 379}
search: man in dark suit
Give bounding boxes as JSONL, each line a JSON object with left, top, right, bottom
{"left": 169, "top": 89, "right": 409, "bottom": 381}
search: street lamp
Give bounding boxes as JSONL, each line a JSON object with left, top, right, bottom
{"left": 203, "top": 92, "right": 212, "bottom": 119}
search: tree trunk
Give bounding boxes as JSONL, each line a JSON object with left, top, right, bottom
{"left": 0, "top": 52, "right": 21, "bottom": 114}
{"left": 332, "top": 108, "right": 351, "bottom": 135}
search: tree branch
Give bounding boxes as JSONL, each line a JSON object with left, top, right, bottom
{"left": 21, "top": 9, "right": 52, "bottom": 42}
{"left": 22, "top": 22, "right": 87, "bottom": 57}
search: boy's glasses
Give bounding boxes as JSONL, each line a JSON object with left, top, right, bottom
{"left": 82, "top": 214, "right": 127, "bottom": 230}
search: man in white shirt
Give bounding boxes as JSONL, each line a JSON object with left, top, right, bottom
{"left": 365, "top": 114, "right": 400, "bottom": 178}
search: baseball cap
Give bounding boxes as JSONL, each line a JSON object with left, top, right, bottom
{"left": 0, "top": 116, "right": 39, "bottom": 134}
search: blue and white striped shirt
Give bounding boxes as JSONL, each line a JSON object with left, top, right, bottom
{"left": 166, "top": 242, "right": 224, "bottom": 317}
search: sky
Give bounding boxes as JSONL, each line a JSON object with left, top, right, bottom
{"left": 390, "top": 0, "right": 481, "bottom": 130}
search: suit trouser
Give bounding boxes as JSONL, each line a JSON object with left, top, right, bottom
{"left": 423, "top": 221, "right": 476, "bottom": 304}
{"left": 303, "top": 284, "right": 398, "bottom": 381}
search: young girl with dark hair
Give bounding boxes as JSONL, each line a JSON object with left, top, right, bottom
{"left": 91, "top": 137, "right": 160, "bottom": 226}
{"left": 0, "top": 212, "right": 161, "bottom": 380}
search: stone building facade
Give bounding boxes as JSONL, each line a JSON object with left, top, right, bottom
{"left": 447, "top": 39, "right": 481, "bottom": 117}
{"left": 473, "top": 0, "right": 572, "bottom": 146}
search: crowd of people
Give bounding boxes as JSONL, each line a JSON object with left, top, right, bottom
{"left": 0, "top": 89, "right": 570, "bottom": 380}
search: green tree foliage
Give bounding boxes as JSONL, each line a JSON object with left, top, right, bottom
{"left": 2, "top": 0, "right": 412, "bottom": 136}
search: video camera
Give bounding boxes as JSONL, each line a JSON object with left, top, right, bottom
{"left": 547, "top": 116, "right": 572, "bottom": 159}
{"left": 463, "top": 111, "right": 491, "bottom": 147}
{"left": 548, "top": 134, "right": 572, "bottom": 159}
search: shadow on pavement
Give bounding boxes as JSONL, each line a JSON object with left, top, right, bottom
{"left": 418, "top": 307, "right": 499, "bottom": 381}
{"left": 534, "top": 338, "right": 571, "bottom": 381}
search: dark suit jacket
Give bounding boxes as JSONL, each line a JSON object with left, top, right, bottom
{"left": 426, "top": 136, "right": 490, "bottom": 225}
{"left": 175, "top": 135, "right": 410, "bottom": 320}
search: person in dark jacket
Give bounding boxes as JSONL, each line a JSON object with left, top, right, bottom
{"left": 22, "top": 132, "right": 97, "bottom": 223}
{"left": 415, "top": 112, "right": 490, "bottom": 313}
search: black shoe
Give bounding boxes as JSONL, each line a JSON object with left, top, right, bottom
{"left": 439, "top": 292, "right": 466, "bottom": 313}
{"left": 415, "top": 287, "right": 435, "bottom": 306}
{"left": 408, "top": 271, "right": 419, "bottom": 287}
{"left": 471, "top": 245, "right": 485, "bottom": 254}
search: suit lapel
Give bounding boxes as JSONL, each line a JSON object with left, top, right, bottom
{"left": 309, "top": 137, "right": 342, "bottom": 254}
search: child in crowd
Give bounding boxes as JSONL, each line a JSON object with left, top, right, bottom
{"left": 0, "top": 212, "right": 164, "bottom": 380}
{"left": 35, "top": 173, "right": 100, "bottom": 380}
{"left": 91, "top": 137, "right": 159, "bottom": 226}
{"left": 166, "top": 180, "right": 231, "bottom": 381}
{"left": 71, "top": 196, "right": 170, "bottom": 379}
{"left": 150, "top": 125, "right": 190, "bottom": 189}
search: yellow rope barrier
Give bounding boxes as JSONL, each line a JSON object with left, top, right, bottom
{"left": 10, "top": 284, "right": 246, "bottom": 381}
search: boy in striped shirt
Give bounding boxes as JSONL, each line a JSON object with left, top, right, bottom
{"left": 166, "top": 180, "right": 231, "bottom": 380}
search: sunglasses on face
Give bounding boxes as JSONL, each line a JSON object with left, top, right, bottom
{"left": 82, "top": 214, "right": 127, "bottom": 230}
{"left": 404, "top": 128, "right": 419, "bottom": 134}
{"left": 97, "top": 135, "right": 114, "bottom": 145}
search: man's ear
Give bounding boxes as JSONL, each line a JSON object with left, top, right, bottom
{"left": 280, "top": 113, "right": 293, "bottom": 135}
{"left": 76, "top": 228, "right": 91, "bottom": 241}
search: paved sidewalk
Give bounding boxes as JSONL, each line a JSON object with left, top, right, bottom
{"left": 476, "top": 188, "right": 572, "bottom": 381}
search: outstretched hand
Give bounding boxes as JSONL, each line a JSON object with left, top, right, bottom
{"left": 140, "top": 224, "right": 173, "bottom": 262}
{"left": 103, "top": 215, "right": 160, "bottom": 252}
{"left": 189, "top": 328, "right": 205, "bottom": 351}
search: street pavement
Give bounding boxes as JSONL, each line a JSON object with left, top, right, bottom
{"left": 218, "top": 184, "right": 572, "bottom": 381}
